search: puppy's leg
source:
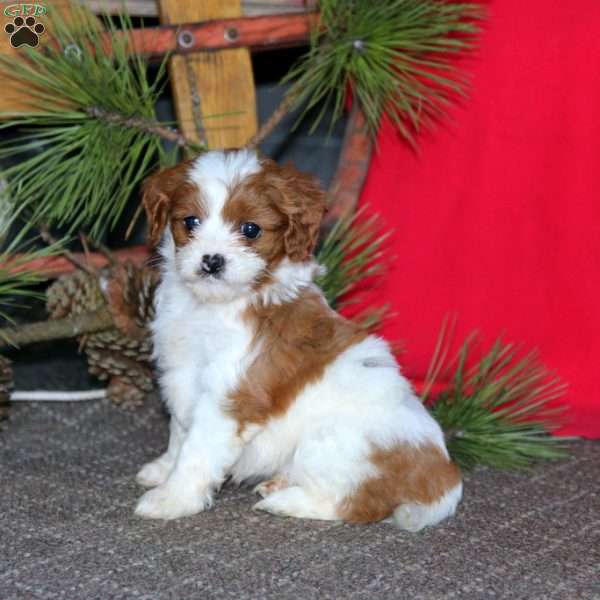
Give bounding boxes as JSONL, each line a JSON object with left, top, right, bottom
{"left": 136, "top": 417, "right": 185, "bottom": 488}
{"left": 135, "top": 396, "right": 242, "bottom": 520}
{"left": 252, "top": 423, "right": 369, "bottom": 522}
{"left": 253, "top": 486, "right": 338, "bottom": 521}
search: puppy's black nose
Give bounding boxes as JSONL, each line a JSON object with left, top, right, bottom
{"left": 201, "top": 253, "right": 225, "bottom": 275}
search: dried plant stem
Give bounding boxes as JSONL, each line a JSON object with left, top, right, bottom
{"left": 81, "top": 234, "right": 118, "bottom": 267}
{"left": 38, "top": 226, "right": 96, "bottom": 276}
{"left": 84, "top": 106, "right": 191, "bottom": 147}
{"left": 246, "top": 88, "right": 299, "bottom": 148}
{"left": 0, "top": 307, "right": 114, "bottom": 349}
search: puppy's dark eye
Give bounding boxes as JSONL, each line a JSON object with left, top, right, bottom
{"left": 183, "top": 216, "right": 202, "bottom": 232}
{"left": 241, "top": 222, "right": 261, "bottom": 239}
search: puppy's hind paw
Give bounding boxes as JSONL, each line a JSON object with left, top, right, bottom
{"left": 134, "top": 484, "right": 212, "bottom": 520}
{"left": 253, "top": 475, "right": 289, "bottom": 498}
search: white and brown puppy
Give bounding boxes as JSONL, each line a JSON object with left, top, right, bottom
{"left": 135, "top": 149, "right": 462, "bottom": 530}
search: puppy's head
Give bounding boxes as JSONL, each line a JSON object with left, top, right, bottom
{"left": 143, "top": 149, "right": 325, "bottom": 303}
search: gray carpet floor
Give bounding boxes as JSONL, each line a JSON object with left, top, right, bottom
{"left": 1, "top": 396, "right": 598, "bottom": 600}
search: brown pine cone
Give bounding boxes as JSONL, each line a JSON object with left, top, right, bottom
{"left": 46, "top": 270, "right": 104, "bottom": 319}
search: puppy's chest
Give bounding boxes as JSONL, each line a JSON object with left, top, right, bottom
{"left": 157, "top": 299, "right": 254, "bottom": 388}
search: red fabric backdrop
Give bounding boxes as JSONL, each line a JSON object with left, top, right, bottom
{"left": 351, "top": 1, "right": 600, "bottom": 437}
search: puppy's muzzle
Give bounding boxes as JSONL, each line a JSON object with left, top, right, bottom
{"left": 201, "top": 253, "right": 226, "bottom": 276}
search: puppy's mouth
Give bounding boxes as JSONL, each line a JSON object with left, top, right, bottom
{"left": 198, "top": 266, "right": 223, "bottom": 280}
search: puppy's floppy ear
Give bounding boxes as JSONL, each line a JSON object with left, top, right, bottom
{"left": 142, "top": 172, "right": 170, "bottom": 248}
{"left": 142, "top": 161, "right": 191, "bottom": 247}
{"left": 270, "top": 162, "right": 326, "bottom": 261}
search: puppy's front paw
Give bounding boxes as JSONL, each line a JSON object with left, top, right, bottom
{"left": 136, "top": 458, "right": 173, "bottom": 488}
{"left": 134, "top": 483, "right": 212, "bottom": 520}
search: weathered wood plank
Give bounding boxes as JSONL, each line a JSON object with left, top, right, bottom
{"left": 82, "top": 0, "right": 313, "bottom": 17}
{"left": 157, "top": 0, "right": 257, "bottom": 148}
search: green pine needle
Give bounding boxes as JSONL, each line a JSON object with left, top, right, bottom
{"left": 0, "top": 6, "right": 178, "bottom": 240}
{"left": 285, "top": 0, "right": 483, "bottom": 142}
{"left": 316, "top": 208, "right": 389, "bottom": 314}
{"left": 424, "top": 320, "right": 571, "bottom": 470}
{"left": 0, "top": 206, "right": 63, "bottom": 330}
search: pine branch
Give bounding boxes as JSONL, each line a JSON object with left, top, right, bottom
{"left": 0, "top": 6, "right": 186, "bottom": 240}
{"left": 425, "top": 325, "right": 571, "bottom": 470}
{"left": 316, "top": 207, "right": 389, "bottom": 315}
{"left": 283, "top": 0, "right": 483, "bottom": 143}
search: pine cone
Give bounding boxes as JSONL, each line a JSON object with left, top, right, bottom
{"left": 102, "top": 263, "right": 159, "bottom": 338}
{"left": 46, "top": 263, "right": 159, "bottom": 407}
{"left": 47, "top": 270, "right": 105, "bottom": 319}
{"left": 0, "top": 355, "right": 13, "bottom": 422}
{"left": 85, "top": 330, "right": 154, "bottom": 389}
{"left": 106, "top": 378, "right": 149, "bottom": 408}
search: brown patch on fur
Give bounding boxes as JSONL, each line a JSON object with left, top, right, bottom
{"left": 227, "top": 287, "right": 367, "bottom": 431}
{"left": 169, "top": 183, "right": 207, "bottom": 248}
{"left": 141, "top": 160, "right": 203, "bottom": 247}
{"left": 338, "top": 443, "right": 462, "bottom": 524}
{"left": 222, "top": 157, "right": 325, "bottom": 288}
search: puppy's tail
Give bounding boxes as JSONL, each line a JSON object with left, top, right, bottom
{"left": 391, "top": 482, "right": 463, "bottom": 532}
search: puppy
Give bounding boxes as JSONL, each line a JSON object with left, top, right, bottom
{"left": 135, "top": 149, "right": 462, "bottom": 530}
